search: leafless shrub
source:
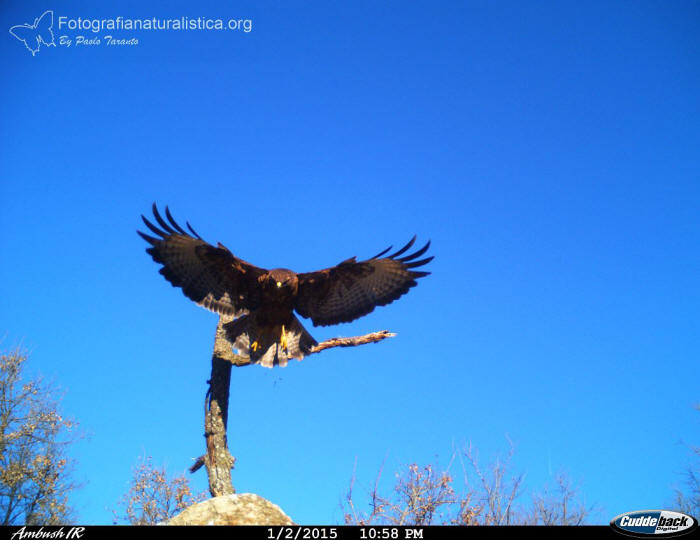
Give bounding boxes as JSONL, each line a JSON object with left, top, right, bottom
{"left": 344, "top": 459, "right": 458, "bottom": 525}
{"left": 460, "top": 439, "right": 524, "bottom": 525}
{"left": 114, "top": 456, "right": 207, "bottom": 525}
{"left": 673, "top": 404, "right": 700, "bottom": 518}
{"left": 527, "top": 472, "right": 595, "bottom": 525}
{"left": 343, "top": 439, "right": 596, "bottom": 526}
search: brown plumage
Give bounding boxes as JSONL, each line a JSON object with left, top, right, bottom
{"left": 138, "top": 204, "right": 433, "bottom": 367}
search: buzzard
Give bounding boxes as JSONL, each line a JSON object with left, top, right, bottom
{"left": 138, "top": 204, "right": 433, "bottom": 367}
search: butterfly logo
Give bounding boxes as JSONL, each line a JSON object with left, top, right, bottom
{"left": 9, "top": 10, "right": 56, "bottom": 56}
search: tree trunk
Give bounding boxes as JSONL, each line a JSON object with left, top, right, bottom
{"left": 201, "top": 316, "right": 240, "bottom": 497}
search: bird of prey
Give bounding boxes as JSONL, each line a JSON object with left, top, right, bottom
{"left": 138, "top": 204, "right": 433, "bottom": 367}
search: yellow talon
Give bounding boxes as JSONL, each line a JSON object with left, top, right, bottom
{"left": 251, "top": 341, "right": 259, "bottom": 352}
{"left": 280, "top": 325, "right": 288, "bottom": 352}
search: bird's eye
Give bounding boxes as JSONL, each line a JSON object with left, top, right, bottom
{"left": 276, "top": 281, "right": 282, "bottom": 288}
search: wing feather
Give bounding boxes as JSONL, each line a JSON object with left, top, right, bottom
{"left": 164, "top": 206, "right": 189, "bottom": 235}
{"left": 386, "top": 235, "right": 416, "bottom": 258}
{"left": 138, "top": 204, "right": 266, "bottom": 316}
{"left": 295, "top": 238, "right": 433, "bottom": 326}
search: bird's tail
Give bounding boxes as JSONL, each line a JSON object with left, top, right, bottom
{"left": 223, "top": 314, "right": 318, "bottom": 368}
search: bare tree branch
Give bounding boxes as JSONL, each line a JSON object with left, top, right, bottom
{"left": 308, "top": 331, "right": 396, "bottom": 356}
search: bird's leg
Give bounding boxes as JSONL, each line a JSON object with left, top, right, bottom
{"left": 280, "top": 325, "right": 288, "bottom": 352}
{"left": 250, "top": 340, "right": 259, "bottom": 352}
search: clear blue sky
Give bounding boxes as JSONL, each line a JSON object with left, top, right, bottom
{"left": 1, "top": 0, "right": 698, "bottom": 525}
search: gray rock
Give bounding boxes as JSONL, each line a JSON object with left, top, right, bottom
{"left": 167, "top": 493, "right": 294, "bottom": 525}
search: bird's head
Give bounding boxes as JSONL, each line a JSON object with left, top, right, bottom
{"left": 267, "top": 268, "right": 298, "bottom": 291}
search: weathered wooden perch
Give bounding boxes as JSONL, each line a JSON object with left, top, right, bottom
{"left": 216, "top": 315, "right": 396, "bottom": 367}
{"left": 307, "top": 330, "right": 396, "bottom": 355}
{"left": 189, "top": 317, "right": 243, "bottom": 496}
{"left": 192, "top": 315, "right": 395, "bottom": 495}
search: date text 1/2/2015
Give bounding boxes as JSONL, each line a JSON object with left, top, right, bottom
{"left": 266, "top": 528, "right": 424, "bottom": 540}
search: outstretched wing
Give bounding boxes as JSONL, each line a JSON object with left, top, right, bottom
{"left": 137, "top": 203, "right": 267, "bottom": 317}
{"left": 294, "top": 237, "right": 432, "bottom": 327}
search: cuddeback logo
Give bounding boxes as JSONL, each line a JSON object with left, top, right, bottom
{"left": 611, "top": 510, "right": 698, "bottom": 537}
